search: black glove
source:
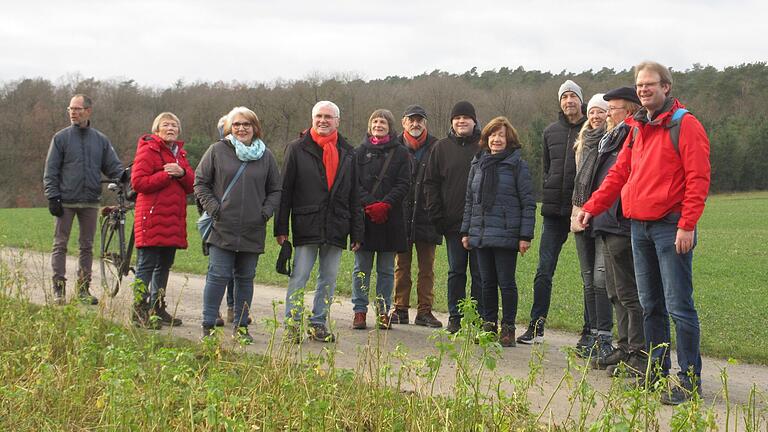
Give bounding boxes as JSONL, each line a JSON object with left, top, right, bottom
{"left": 48, "top": 197, "right": 64, "bottom": 217}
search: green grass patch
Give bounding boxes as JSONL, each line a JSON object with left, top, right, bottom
{"left": 1, "top": 191, "right": 767, "bottom": 363}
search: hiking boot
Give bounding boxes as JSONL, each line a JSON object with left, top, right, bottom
{"left": 201, "top": 325, "right": 216, "bottom": 341}
{"left": 575, "top": 330, "right": 596, "bottom": 358}
{"left": 446, "top": 316, "right": 462, "bottom": 334}
{"left": 233, "top": 326, "right": 253, "bottom": 344}
{"left": 611, "top": 352, "right": 650, "bottom": 379}
{"left": 376, "top": 313, "right": 391, "bottom": 330}
{"left": 52, "top": 277, "right": 66, "bottom": 305}
{"left": 590, "top": 335, "right": 615, "bottom": 369}
{"left": 75, "top": 278, "right": 98, "bottom": 305}
{"left": 352, "top": 312, "right": 367, "bottom": 329}
{"left": 215, "top": 313, "right": 225, "bottom": 327}
{"left": 226, "top": 307, "right": 234, "bottom": 324}
{"left": 599, "top": 346, "right": 628, "bottom": 370}
{"left": 660, "top": 377, "right": 702, "bottom": 406}
{"left": 284, "top": 324, "right": 302, "bottom": 344}
{"left": 516, "top": 317, "right": 545, "bottom": 345}
{"left": 390, "top": 308, "right": 409, "bottom": 325}
{"left": 156, "top": 297, "right": 182, "bottom": 326}
{"left": 475, "top": 321, "right": 498, "bottom": 344}
{"left": 132, "top": 302, "right": 161, "bottom": 330}
{"left": 499, "top": 324, "right": 516, "bottom": 347}
{"left": 414, "top": 311, "right": 443, "bottom": 328}
{"left": 308, "top": 323, "right": 336, "bottom": 343}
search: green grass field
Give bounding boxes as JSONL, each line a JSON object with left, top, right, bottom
{"left": 1, "top": 191, "right": 767, "bottom": 363}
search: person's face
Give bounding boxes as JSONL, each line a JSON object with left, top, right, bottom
{"left": 67, "top": 96, "right": 91, "bottom": 126}
{"left": 401, "top": 115, "right": 426, "bottom": 138}
{"left": 157, "top": 118, "right": 179, "bottom": 142}
{"left": 488, "top": 127, "right": 507, "bottom": 154}
{"left": 370, "top": 117, "right": 390, "bottom": 138}
{"left": 560, "top": 92, "right": 581, "bottom": 117}
{"left": 452, "top": 115, "right": 476, "bottom": 137}
{"left": 312, "top": 106, "right": 340, "bottom": 136}
{"left": 636, "top": 69, "right": 670, "bottom": 112}
{"left": 588, "top": 107, "right": 607, "bottom": 129}
{"left": 231, "top": 113, "right": 255, "bottom": 144}
{"left": 608, "top": 100, "right": 629, "bottom": 124}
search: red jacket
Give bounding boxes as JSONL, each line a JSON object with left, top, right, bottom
{"left": 583, "top": 99, "right": 710, "bottom": 231}
{"left": 131, "top": 134, "right": 194, "bottom": 248}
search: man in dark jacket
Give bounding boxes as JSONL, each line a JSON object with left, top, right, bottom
{"left": 424, "top": 101, "right": 482, "bottom": 333}
{"left": 275, "top": 100, "right": 363, "bottom": 343}
{"left": 517, "top": 81, "right": 586, "bottom": 344}
{"left": 43, "top": 94, "right": 124, "bottom": 306}
{"left": 391, "top": 105, "right": 443, "bottom": 328}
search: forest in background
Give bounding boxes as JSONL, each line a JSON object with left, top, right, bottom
{"left": 1, "top": 63, "right": 766, "bottom": 208}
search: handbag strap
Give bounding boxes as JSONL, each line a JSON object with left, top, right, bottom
{"left": 222, "top": 162, "right": 248, "bottom": 201}
{"left": 371, "top": 148, "right": 396, "bottom": 198}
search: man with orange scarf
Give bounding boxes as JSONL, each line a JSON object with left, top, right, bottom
{"left": 275, "top": 101, "right": 363, "bottom": 343}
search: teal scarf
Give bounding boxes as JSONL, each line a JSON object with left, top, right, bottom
{"left": 226, "top": 134, "right": 266, "bottom": 161}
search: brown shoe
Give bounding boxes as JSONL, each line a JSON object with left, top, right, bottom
{"left": 376, "top": 313, "right": 391, "bottom": 330}
{"left": 414, "top": 311, "right": 443, "bottom": 328}
{"left": 390, "top": 309, "right": 408, "bottom": 324}
{"left": 499, "top": 323, "right": 516, "bottom": 347}
{"left": 352, "top": 312, "right": 367, "bottom": 329}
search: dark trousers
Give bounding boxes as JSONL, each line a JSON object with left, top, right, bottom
{"left": 476, "top": 247, "right": 519, "bottom": 326}
{"left": 444, "top": 232, "right": 482, "bottom": 319}
{"left": 135, "top": 246, "right": 177, "bottom": 306}
{"left": 529, "top": 215, "right": 570, "bottom": 322}
{"left": 602, "top": 233, "right": 645, "bottom": 353}
{"left": 575, "top": 232, "right": 612, "bottom": 332}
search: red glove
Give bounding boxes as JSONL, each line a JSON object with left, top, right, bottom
{"left": 364, "top": 202, "right": 391, "bottom": 224}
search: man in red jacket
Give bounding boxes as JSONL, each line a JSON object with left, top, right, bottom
{"left": 577, "top": 61, "right": 710, "bottom": 405}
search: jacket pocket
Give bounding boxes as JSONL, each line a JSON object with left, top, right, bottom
{"left": 292, "top": 204, "right": 321, "bottom": 239}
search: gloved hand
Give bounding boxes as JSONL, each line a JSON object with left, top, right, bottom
{"left": 364, "top": 202, "right": 391, "bottom": 224}
{"left": 48, "top": 197, "right": 64, "bottom": 217}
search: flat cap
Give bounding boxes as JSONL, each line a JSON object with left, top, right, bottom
{"left": 603, "top": 86, "right": 641, "bottom": 105}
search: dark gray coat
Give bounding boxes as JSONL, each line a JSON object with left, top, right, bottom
{"left": 399, "top": 133, "right": 442, "bottom": 245}
{"left": 590, "top": 123, "right": 631, "bottom": 237}
{"left": 43, "top": 123, "right": 124, "bottom": 203}
{"left": 194, "top": 140, "right": 281, "bottom": 254}
{"left": 461, "top": 149, "right": 536, "bottom": 249}
{"left": 541, "top": 112, "right": 585, "bottom": 217}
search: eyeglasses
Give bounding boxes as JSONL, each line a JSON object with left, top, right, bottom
{"left": 636, "top": 81, "right": 660, "bottom": 89}
{"left": 66, "top": 107, "right": 87, "bottom": 112}
{"left": 314, "top": 114, "right": 337, "bottom": 121}
{"left": 232, "top": 122, "right": 252, "bottom": 129}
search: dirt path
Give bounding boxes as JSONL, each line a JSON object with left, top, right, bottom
{"left": 3, "top": 247, "right": 766, "bottom": 429}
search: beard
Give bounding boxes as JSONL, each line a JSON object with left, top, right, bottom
{"left": 407, "top": 128, "right": 424, "bottom": 138}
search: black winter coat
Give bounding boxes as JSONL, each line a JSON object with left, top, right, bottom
{"left": 398, "top": 133, "right": 442, "bottom": 245}
{"left": 590, "top": 123, "right": 631, "bottom": 237}
{"left": 461, "top": 149, "right": 536, "bottom": 249}
{"left": 274, "top": 132, "right": 363, "bottom": 249}
{"left": 356, "top": 135, "right": 411, "bottom": 252}
{"left": 541, "top": 112, "right": 586, "bottom": 217}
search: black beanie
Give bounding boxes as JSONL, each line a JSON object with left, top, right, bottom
{"left": 450, "top": 101, "right": 477, "bottom": 123}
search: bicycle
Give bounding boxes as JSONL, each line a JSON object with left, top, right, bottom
{"left": 99, "top": 173, "right": 135, "bottom": 297}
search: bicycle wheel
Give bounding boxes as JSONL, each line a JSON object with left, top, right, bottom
{"left": 100, "top": 216, "right": 125, "bottom": 297}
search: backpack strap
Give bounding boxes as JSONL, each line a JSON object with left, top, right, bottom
{"left": 627, "top": 126, "right": 640, "bottom": 149}
{"left": 666, "top": 108, "right": 689, "bottom": 155}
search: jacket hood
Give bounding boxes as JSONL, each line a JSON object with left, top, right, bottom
{"left": 628, "top": 97, "right": 683, "bottom": 127}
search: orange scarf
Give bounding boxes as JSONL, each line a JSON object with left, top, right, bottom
{"left": 402, "top": 130, "right": 428, "bottom": 150}
{"left": 310, "top": 128, "right": 339, "bottom": 190}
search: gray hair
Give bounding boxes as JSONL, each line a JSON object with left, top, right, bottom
{"left": 312, "top": 101, "right": 340, "bottom": 118}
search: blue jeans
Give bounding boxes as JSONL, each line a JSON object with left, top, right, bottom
{"left": 530, "top": 215, "right": 570, "bottom": 322}
{"left": 631, "top": 220, "right": 701, "bottom": 380}
{"left": 202, "top": 245, "right": 259, "bottom": 328}
{"left": 134, "top": 246, "right": 177, "bottom": 306}
{"left": 476, "top": 247, "right": 519, "bottom": 326}
{"left": 351, "top": 250, "right": 395, "bottom": 314}
{"left": 444, "top": 232, "right": 482, "bottom": 319}
{"left": 284, "top": 244, "right": 343, "bottom": 325}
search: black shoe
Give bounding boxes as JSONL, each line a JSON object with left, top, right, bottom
{"left": 284, "top": 324, "right": 302, "bottom": 344}
{"left": 133, "top": 302, "right": 161, "bottom": 330}
{"left": 215, "top": 313, "right": 225, "bottom": 327}
{"left": 156, "top": 298, "right": 182, "bottom": 326}
{"left": 590, "top": 335, "right": 615, "bottom": 369}
{"left": 414, "top": 311, "right": 443, "bottom": 328}
{"left": 516, "top": 318, "right": 545, "bottom": 345}
{"left": 308, "top": 323, "right": 336, "bottom": 343}
{"left": 660, "top": 378, "right": 702, "bottom": 406}
{"left": 599, "top": 346, "right": 628, "bottom": 369}
{"left": 575, "top": 331, "right": 596, "bottom": 358}
{"left": 52, "top": 277, "right": 66, "bottom": 305}
{"left": 446, "top": 316, "right": 461, "bottom": 334}
{"left": 611, "top": 352, "right": 651, "bottom": 379}
{"left": 475, "top": 321, "right": 498, "bottom": 344}
{"left": 201, "top": 325, "right": 216, "bottom": 341}
{"left": 390, "top": 309, "right": 409, "bottom": 325}
{"left": 233, "top": 326, "right": 253, "bottom": 345}
{"left": 76, "top": 279, "right": 98, "bottom": 305}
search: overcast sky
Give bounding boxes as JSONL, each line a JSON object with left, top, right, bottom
{"left": 1, "top": 0, "right": 764, "bottom": 87}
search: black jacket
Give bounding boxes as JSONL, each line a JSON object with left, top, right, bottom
{"left": 424, "top": 127, "right": 481, "bottom": 234}
{"left": 274, "top": 131, "right": 363, "bottom": 249}
{"left": 541, "top": 112, "right": 586, "bottom": 217}
{"left": 590, "top": 123, "right": 631, "bottom": 237}
{"left": 356, "top": 135, "right": 411, "bottom": 252}
{"left": 398, "top": 133, "right": 442, "bottom": 245}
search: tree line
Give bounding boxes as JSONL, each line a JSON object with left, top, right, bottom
{"left": 1, "top": 63, "right": 766, "bottom": 208}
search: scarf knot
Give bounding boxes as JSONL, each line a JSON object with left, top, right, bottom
{"left": 226, "top": 134, "right": 266, "bottom": 161}
{"left": 310, "top": 128, "right": 339, "bottom": 190}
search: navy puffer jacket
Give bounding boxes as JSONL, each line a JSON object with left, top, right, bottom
{"left": 461, "top": 149, "right": 536, "bottom": 249}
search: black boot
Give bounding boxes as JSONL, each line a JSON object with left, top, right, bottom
{"left": 75, "top": 276, "right": 98, "bottom": 305}
{"left": 52, "top": 277, "right": 66, "bottom": 305}
{"left": 156, "top": 297, "right": 182, "bottom": 326}
{"left": 132, "top": 300, "right": 161, "bottom": 330}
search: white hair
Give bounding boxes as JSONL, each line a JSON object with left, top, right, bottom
{"left": 311, "top": 101, "right": 340, "bottom": 118}
{"left": 217, "top": 115, "right": 227, "bottom": 129}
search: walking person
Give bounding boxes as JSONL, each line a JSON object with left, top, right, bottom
{"left": 43, "top": 94, "right": 124, "bottom": 305}
{"left": 351, "top": 109, "right": 410, "bottom": 330}
{"left": 130, "top": 112, "right": 194, "bottom": 329}
{"left": 390, "top": 105, "right": 443, "bottom": 328}
{"left": 195, "top": 106, "right": 281, "bottom": 343}
{"left": 460, "top": 117, "right": 536, "bottom": 347}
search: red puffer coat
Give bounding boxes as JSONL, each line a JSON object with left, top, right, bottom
{"left": 131, "top": 134, "right": 194, "bottom": 248}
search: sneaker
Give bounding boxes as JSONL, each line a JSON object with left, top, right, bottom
{"left": 414, "top": 311, "right": 443, "bottom": 328}
{"left": 52, "top": 278, "right": 66, "bottom": 305}
{"left": 215, "top": 313, "right": 225, "bottom": 327}
{"left": 446, "top": 316, "right": 461, "bottom": 334}
{"left": 233, "top": 326, "right": 253, "bottom": 344}
{"left": 575, "top": 331, "right": 596, "bottom": 358}
{"left": 660, "top": 377, "right": 702, "bottom": 406}
{"left": 352, "top": 312, "right": 367, "bottom": 329}
{"left": 599, "top": 347, "right": 628, "bottom": 369}
{"left": 390, "top": 309, "right": 409, "bottom": 325}
{"left": 156, "top": 299, "right": 182, "bottom": 326}
{"left": 226, "top": 307, "right": 234, "bottom": 324}
{"left": 376, "top": 313, "right": 391, "bottom": 330}
{"left": 590, "top": 335, "right": 615, "bottom": 369}
{"left": 308, "top": 324, "right": 336, "bottom": 342}
{"left": 200, "top": 325, "right": 216, "bottom": 341}
{"left": 516, "top": 318, "right": 545, "bottom": 345}
{"left": 499, "top": 324, "right": 516, "bottom": 347}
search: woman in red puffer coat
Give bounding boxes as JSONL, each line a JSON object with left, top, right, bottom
{"left": 130, "top": 112, "right": 194, "bottom": 329}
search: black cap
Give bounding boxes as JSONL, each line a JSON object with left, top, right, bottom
{"left": 450, "top": 101, "right": 477, "bottom": 123}
{"left": 403, "top": 104, "right": 427, "bottom": 119}
{"left": 603, "top": 86, "right": 641, "bottom": 106}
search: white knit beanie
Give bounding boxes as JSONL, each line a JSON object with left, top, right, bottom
{"left": 558, "top": 80, "right": 583, "bottom": 103}
{"left": 587, "top": 93, "right": 609, "bottom": 113}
